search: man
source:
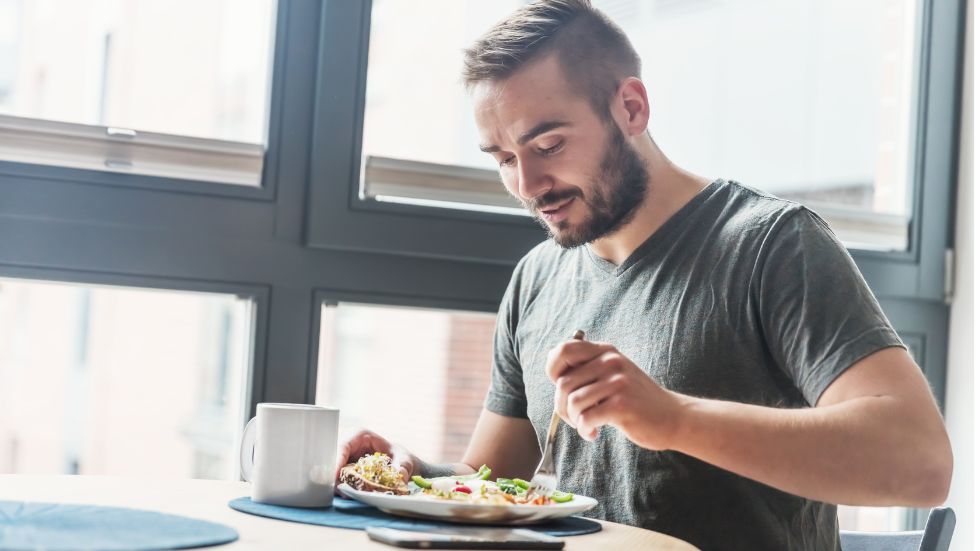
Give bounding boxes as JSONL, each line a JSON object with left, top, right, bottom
{"left": 336, "top": 1, "right": 952, "bottom": 549}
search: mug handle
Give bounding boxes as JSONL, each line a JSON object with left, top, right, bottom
{"left": 240, "top": 416, "right": 257, "bottom": 482}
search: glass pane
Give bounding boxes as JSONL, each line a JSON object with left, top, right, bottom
{"left": 316, "top": 303, "right": 495, "bottom": 463}
{"left": 362, "top": 0, "right": 919, "bottom": 250}
{"left": 362, "top": 0, "right": 518, "bottom": 171}
{"left": 0, "top": 0, "right": 276, "bottom": 144}
{"left": 838, "top": 505, "right": 909, "bottom": 532}
{"left": 0, "top": 278, "right": 253, "bottom": 480}
{"left": 601, "top": 0, "right": 919, "bottom": 251}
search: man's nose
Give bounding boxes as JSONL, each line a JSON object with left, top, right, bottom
{"left": 516, "top": 156, "right": 552, "bottom": 201}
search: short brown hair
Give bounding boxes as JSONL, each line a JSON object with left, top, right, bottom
{"left": 462, "top": 0, "right": 641, "bottom": 119}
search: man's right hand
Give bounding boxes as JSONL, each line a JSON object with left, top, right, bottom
{"left": 335, "top": 429, "right": 419, "bottom": 485}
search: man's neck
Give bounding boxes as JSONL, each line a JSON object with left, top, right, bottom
{"left": 587, "top": 140, "right": 711, "bottom": 266}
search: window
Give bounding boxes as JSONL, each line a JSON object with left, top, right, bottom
{"left": 837, "top": 506, "right": 908, "bottom": 532}
{"left": 0, "top": 278, "right": 253, "bottom": 480}
{"left": 359, "top": 0, "right": 920, "bottom": 250}
{"left": 316, "top": 302, "right": 496, "bottom": 463}
{"left": 0, "top": 0, "right": 961, "bottom": 535}
{"left": 360, "top": 0, "right": 522, "bottom": 214}
{"left": 602, "top": 0, "right": 920, "bottom": 251}
{"left": 0, "top": 0, "right": 277, "bottom": 185}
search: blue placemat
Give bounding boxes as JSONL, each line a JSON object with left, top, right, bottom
{"left": 0, "top": 500, "right": 238, "bottom": 550}
{"left": 229, "top": 496, "right": 601, "bottom": 537}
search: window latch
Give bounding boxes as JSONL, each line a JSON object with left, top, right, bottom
{"left": 944, "top": 248, "right": 955, "bottom": 304}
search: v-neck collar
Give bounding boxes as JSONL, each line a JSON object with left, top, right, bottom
{"left": 585, "top": 179, "right": 725, "bottom": 277}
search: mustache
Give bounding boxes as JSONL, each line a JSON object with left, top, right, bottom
{"left": 521, "top": 188, "right": 584, "bottom": 211}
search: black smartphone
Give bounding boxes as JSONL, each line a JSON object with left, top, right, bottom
{"left": 365, "top": 526, "right": 566, "bottom": 549}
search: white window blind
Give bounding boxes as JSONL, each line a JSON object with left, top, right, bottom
{"left": 362, "top": 154, "right": 907, "bottom": 249}
{"left": 0, "top": 114, "right": 263, "bottom": 186}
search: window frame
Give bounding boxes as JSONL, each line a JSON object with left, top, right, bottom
{"left": 0, "top": 0, "right": 966, "bottom": 531}
{"left": 304, "top": 0, "right": 544, "bottom": 267}
{"left": 845, "top": 0, "right": 967, "bottom": 304}
{"left": 0, "top": 262, "right": 270, "bottom": 438}
{"left": 310, "top": 289, "right": 500, "bottom": 403}
{"left": 0, "top": 0, "right": 292, "bottom": 202}
{"left": 0, "top": 0, "right": 516, "bottom": 477}
{"left": 305, "top": 0, "right": 966, "bottom": 301}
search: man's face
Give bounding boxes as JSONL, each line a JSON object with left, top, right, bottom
{"left": 473, "top": 55, "right": 648, "bottom": 248}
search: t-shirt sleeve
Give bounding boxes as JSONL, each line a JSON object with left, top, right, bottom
{"left": 756, "top": 208, "right": 905, "bottom": 405}
{"left": 484, "top": 259, "right": 530, "bottom": 419}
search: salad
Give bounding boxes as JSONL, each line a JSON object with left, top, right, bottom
{"left": 411, "top": 468, "right": 575, "bottom": 506}
{"left": 342, "top": 453, "right": 575, "bottom": 505}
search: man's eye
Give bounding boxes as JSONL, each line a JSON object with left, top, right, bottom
{"left": 499, "top": 156, "right": 517, "bottom": 167}
{"left": 539, "top": 142, "right": 563, "bottom": 156}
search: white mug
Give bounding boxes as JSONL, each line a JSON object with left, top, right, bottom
{"left": 239, "top": 403, "right": 340, "bottom": 508}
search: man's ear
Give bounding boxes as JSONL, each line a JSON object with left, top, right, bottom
{"left": 612, "top": 77, "right": 651, "bottom": 137}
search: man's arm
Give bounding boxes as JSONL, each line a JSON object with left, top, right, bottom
{"left": 550, "top": 342, "right": 953, "bottom": 506}
{"left": 461, "top": 408, "right": 541, "bottom": 480}
{"left": 670, "top": 347, "right": 952, "bottom": 506}
{"left": 418, "top": 409, "right": 540, "bottom": 479}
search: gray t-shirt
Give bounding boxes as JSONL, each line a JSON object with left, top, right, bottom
{"left": 485, "top": 180, "right": 903, "bottom": 551}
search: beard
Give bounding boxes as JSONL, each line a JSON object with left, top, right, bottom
{"left": 521, "top": 125, "right": 649, "bottom": 249}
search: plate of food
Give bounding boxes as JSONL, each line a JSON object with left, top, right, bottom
{"left": 338, "top": 453, "right": 598, "bottom": 525}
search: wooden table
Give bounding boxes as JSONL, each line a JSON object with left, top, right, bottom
{"left": 0, "top": 475, "right": 699, "bottom": 550}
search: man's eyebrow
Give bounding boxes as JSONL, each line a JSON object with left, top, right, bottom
{"left": 518, "top": 120, "right": 570, "bottom": 146}
{"left": 478, "top": 120, "right": 571, "bottom": 153}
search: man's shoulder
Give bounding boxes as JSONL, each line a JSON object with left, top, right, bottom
{"left": 707, "top": 181, "right": 853, "bottom": 276}
{"left": 494, "top": 240, "right": 568, "bottom": 329}
{"left": 713, "top": 180, "right": 808, "bottom": 230}
{"left": 516, "top": 239, "right": 574, "bottom": 272}
{"left": 501, "top": 239, "right": 586, "bottom": 308}
{"left": 695, "top": 180, "right": 833, "bottom": 255}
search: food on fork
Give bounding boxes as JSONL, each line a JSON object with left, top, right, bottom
{"left": 340, "top": 452, "right": 410, "bottom": 495}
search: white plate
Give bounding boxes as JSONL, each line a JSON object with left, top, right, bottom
{"left": 337, "top": 483, "right": 598, "bottom": 525}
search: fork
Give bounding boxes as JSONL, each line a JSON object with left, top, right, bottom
{"left": 529, "top": 329, "right": 585, "bottom": 496}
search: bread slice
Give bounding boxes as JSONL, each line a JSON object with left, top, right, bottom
{"left": 340, "top": 463, "right": 410, "bottom": 495}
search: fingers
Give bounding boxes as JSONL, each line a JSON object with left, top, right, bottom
{"left": 554, "top": 369, "right": 598, "bottom": 425}
{"left": 576, "top": 394, "right": 625, "bottom": 442}
{"left": 566, "top": 374, "right": 626, "bottom": 430}
{"left": 545, "top": 340, "right": 616, "bottom": 381}
{"left": 333, "top": 430, "right": 418, "bottom": 486}
{"left": 389, "top": 445, "right": 417, "bottom": 482}
{"left": 552, "top": 350, "right": 624, "bottom": 424}
{"left": 334, "top": 429, "right": 393, "bottom": 478}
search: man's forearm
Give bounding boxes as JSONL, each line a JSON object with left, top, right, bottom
{"left": 668, "top": 394, "right": 952, "bottom": 506}
{"left": 416, "top": 459, "right": 477, "bottom": 479}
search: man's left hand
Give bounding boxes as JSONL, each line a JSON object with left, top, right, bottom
{"left": 545, "top": 339, "right": 685, "bottom": 449}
